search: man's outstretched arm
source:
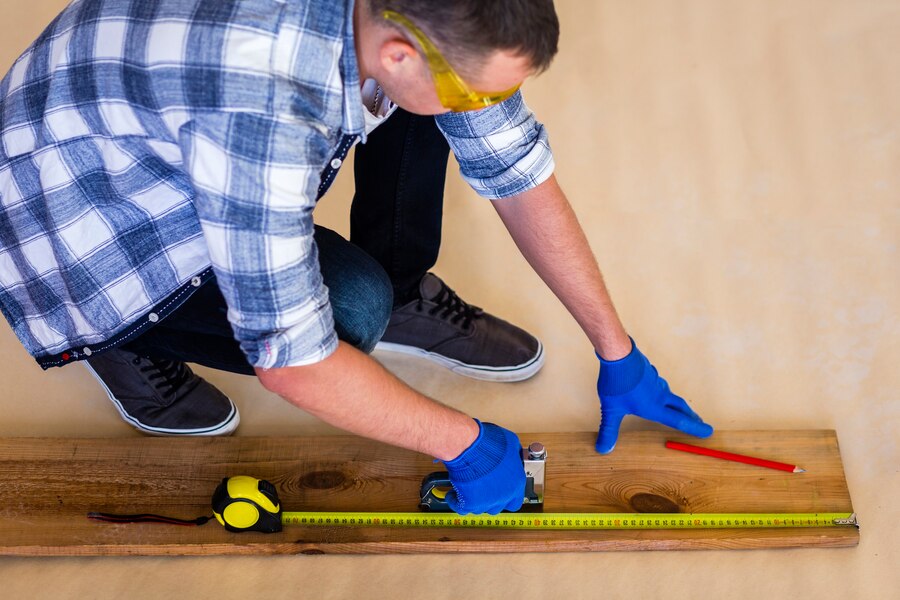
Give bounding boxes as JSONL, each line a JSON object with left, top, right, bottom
{"left": 492, "top": 174, "right": 631, "bottom": 360}
{"left": 255, "top": 342, "right": 527, "bottom": 514}
{"left": 493, "top": 175, "right": 713, "bottom": 451}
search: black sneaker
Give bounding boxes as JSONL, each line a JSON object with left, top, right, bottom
{"left": 375, "top": 273, "right": 544, "bottom": 382}
{"left": 83, "top": 347, "right": 239, "bottom": 436}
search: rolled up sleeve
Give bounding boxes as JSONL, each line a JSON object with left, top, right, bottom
{"left": 434, "top": 91, "right": 555, "bottom": 199}
{"left": 180, "top": 111, "right": 337, "bottom": 369}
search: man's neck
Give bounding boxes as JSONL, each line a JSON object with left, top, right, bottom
{"left": 353, "top": 0, "right": 375, "bottom": 82}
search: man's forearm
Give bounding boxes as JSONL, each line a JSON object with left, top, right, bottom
{"left": 255, "top": 342, "right": 480, "bottom": 460}
{"left": 257, "top": 342, "right": 478, "bottom": 460}
{"left": 493, "top": 175, "right": 632, "bottom": 360}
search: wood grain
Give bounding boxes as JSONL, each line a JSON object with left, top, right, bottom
{"left": 0, "top": 430, "right": 857, "bottom": 555}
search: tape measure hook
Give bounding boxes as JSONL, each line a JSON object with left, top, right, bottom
{"left": 833, "top": 513, "right": 859, "bottom": 527}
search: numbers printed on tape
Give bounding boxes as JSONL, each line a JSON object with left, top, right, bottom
{"left": 280, "top": 512, "right": 857, "bottom": 530}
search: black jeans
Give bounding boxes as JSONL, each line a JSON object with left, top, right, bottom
{"left": 352, "top": 108, "right": 450, "bottom": 307}
{"left": 125, "top": 109, "right": 450, "bottom": 375}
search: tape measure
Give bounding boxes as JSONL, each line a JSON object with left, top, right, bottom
{"left": 212, "top": 476, "right": 857, "bottom": 532}
{"left": 212, "top": 476, "right": 283, "bottom": 533}
{"left": 280, "top": 512, "right": 857, "bottom": 530}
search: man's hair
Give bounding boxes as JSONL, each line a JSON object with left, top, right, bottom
{"left": 368, "top": 0, "right": 560, "bottom": 76}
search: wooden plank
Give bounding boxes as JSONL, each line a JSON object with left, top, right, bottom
{"left": 0, "top": 430, "right": 857, "bottom": 555}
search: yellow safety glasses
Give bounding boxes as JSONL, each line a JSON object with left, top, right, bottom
{"left": 382, "top": 10, "right": 521, "bottom": 112}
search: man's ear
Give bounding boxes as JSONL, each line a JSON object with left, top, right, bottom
{"left": 379, "top": 38, "right": 420, "bottom": 75}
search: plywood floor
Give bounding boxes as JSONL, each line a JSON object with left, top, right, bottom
{"left": 0, "top": 0, "right": 896, "bottom": 598}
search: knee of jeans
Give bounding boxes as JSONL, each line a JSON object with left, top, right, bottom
{"left": 332, "top": 267, "right": 393, "bottom": 354}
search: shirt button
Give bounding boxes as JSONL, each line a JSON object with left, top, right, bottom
{"left": 83, "top": 347, "right": 92, "bottom": 356}
{"left": 330, "top": 158, "right": 342, "bottom": 169}
{"left": 191, "top": 276, "right": 202, "bottom": 287}
{"left": 148, "top": 312, "right": 159, "bottom": 323}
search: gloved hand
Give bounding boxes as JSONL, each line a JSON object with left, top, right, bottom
{"left": 595, "top": 339, "right": 713, "bottom": 453}
{"left": 444, "top": 420, "right": 525, "bottom": 515}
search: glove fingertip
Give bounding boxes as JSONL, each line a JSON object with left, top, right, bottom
{"left": 595, "top": 424, "right": 620, "bottom": 453}
{"left": 595, "top": 439, "right": 616, "bottom": 454}
{"left": 684, "top": 421, "right": 714, "bottom": 438}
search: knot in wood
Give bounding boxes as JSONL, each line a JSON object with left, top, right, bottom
{"left": 629, "top": 492, "right": 680, "bottom": 513}
{"left": 298, "top": 470, "right": 348, "bottom": 490}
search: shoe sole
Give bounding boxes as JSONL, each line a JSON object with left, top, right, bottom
{"left": 83, "top": 363, "right": 240, "bottom": 436}
{"left": 374, "top": 340, "right": 545, "bottom": 382}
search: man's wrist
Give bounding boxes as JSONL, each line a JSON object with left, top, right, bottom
{"left": 433, "top": 417, "right": 481, "bottom": 462}
{"left": 594, "top": 332, "right": 633, "bottom": 361}
{"left": 597, "top": 338, "right": 646, "bottom": 396}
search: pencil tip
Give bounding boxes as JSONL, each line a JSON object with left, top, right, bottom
{"left": 794, "top": 467, "right": 806, "bottom": 473}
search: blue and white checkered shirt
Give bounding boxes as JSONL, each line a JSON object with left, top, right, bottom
{"left": 0, "top": 0, "right": 554, "bottom": 370}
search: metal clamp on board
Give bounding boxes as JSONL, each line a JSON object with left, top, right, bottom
{"left": 419, "top": 442, "right": 547, "bottom": 511}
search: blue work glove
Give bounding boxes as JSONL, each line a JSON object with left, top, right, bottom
{"left": 595, "top": 339, "right": 713, "bottom": 453}
{"left": 444, "top": 421, "right": 526, "bottom": 515}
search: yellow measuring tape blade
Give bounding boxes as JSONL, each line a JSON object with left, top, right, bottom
{"left": 281, "top": 512, "right": 858, "bottom": 530}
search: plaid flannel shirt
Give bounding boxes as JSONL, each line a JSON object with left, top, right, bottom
{"left": 0, "top": 0, "right": 554, "bottom": 370}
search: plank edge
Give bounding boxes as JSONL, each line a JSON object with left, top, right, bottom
{"left": 0, "top": 530, "right": 859, "bottom": 556}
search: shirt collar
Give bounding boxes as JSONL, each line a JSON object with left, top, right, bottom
{"left": 340, "top": 0, "right": 367, "bottom": 142}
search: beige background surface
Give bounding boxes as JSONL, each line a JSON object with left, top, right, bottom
{"left": 0, "top": 0, "right": 897, "bottom": 598}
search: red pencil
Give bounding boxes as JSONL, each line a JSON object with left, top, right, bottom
{"left": 665, "top": 440, "right": 806, "bottom": 473}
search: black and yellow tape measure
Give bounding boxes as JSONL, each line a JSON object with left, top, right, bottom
{"left": 210, "top": 476, "right": 858, "bottom": 533}
{"left": 212, "top": 476, "right": 283, "bottom": 533}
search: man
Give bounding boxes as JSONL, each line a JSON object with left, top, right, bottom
{"left": 0, "top": 0, "right": 713, "bottom": 515}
